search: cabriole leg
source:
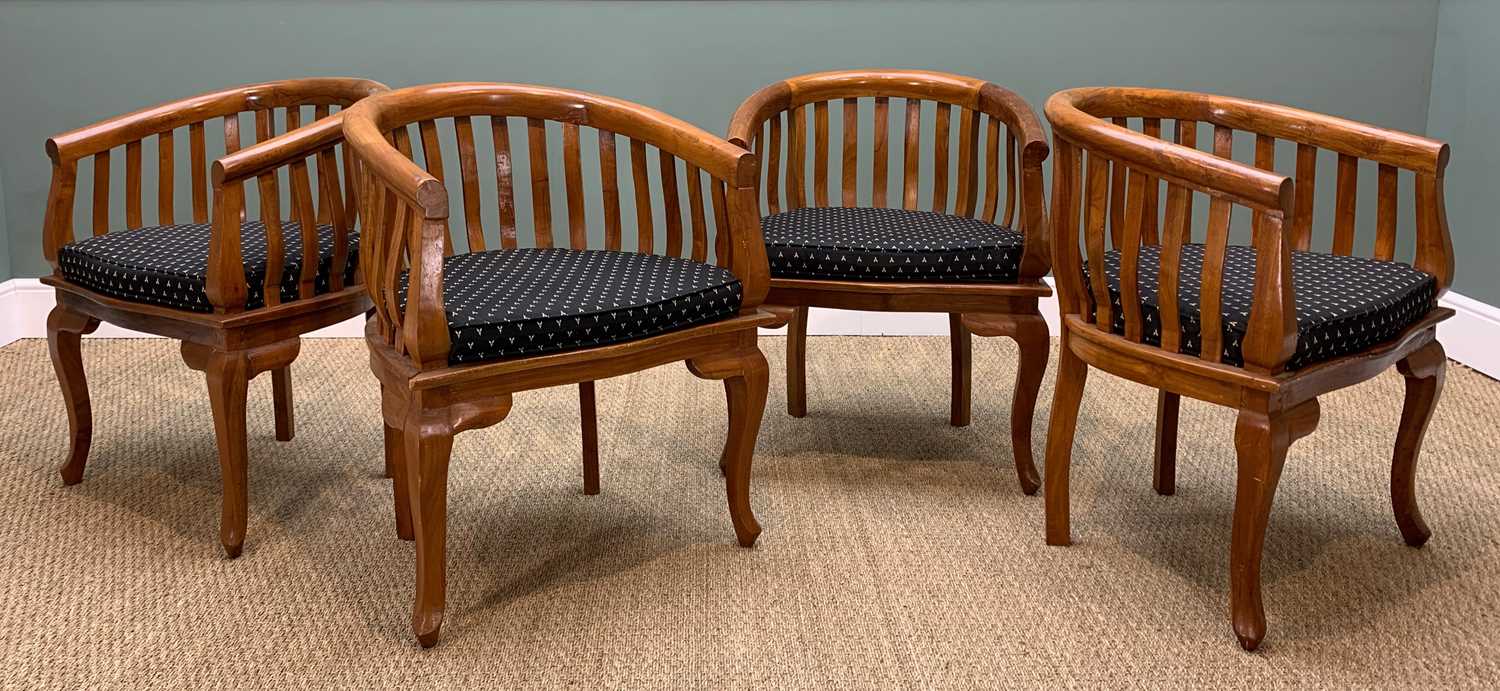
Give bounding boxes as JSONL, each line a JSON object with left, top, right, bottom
{"left": 1392, "top": 340, "right": 1445, "bottom": 547}
{"left": 47, "top": 305, "right": 99, "bottom": 486}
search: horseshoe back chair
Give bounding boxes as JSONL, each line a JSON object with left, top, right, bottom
{"left": 727, "top": 70, "right": 1051, "bottom": 493}
{"left": 343, "top": 83, "right": 773, "bottom": 647}
{"left": 1044, "top": 87, "right": 1454, "bottom": 649}
{"left": 42, "top": 78, "right": 388, "bottom": 557}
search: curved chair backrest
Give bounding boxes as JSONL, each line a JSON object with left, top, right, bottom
{"left": 728, "top": 69, "right": 1052, "bottom": 280}
{"left": 43, "top": 77, "right": 390, "bottom": 312}
{"left": 342, "top": 82, "right": 768, "bottom": 370}
{"left": 1046, "top": 87, "right": 1453, "bottom": 374}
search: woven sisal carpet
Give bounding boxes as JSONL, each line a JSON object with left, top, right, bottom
{"left": 1, "top": 337, "right": 1498, "bottom": 688}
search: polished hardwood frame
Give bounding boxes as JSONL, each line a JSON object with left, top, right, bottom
{"left": 726, "top": 70, "right": 1052, "bottom": 492}
{"left": 42, "top": 78, "right": 388, "bottom": 558}
{"left": 1044, "top": 87, "right": 1454, "bottom": 650}
{"left": 343, "top": 83, "right": 773, "bottom": 647}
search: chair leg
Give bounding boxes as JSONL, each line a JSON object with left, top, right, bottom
{"left": 1154, "top": 391, "right": 1180, "bottom": 496}
{"left": 688, "top": 342, "right": 768, "bottom": 548}
{"left": 199, "top": 349, "right": 253, "bottom": 559}
{"left": 1044, "top": 333, "right": 1088, "bottom": 546}
{"left": 47, "top": 306, "right": 99, "bottom": 486}
{"left": 404, "top": 409, "right": 455, "bottom": 649}
{"left": 786, "top": 306, "right": 809, "bottom": 418}
{"left": 1006, "top": 312, "right": 1048, "bottom": 495}
{"left": 1230, "top": 399, "right": 1319, "bottom": 651}
{"left": 271, "top": 366, "right": 294, "bottom": 442}
{"left": 385, "top": 422, "right": 413, "bottom": 541}
{"left": 949, "top": 313, "right": 972, "bottom": 427}
{"left": 1393, "top": 340, "right": 1445, "bottom": 547}
{"left": 580, "top": 381, "right": 599, "bottom": 495}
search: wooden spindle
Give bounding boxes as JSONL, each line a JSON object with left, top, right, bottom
{"left": 1212, "top": 125, "right": 1234, "bottom": 239}
{"left": 125, "top": 140, "right": 142, "bottom": 229}
{"left": 1083, "top": 151, "right": 1112, "bottom": 329}
{"left": 841, "top": 98, "right": 858, "bottom": 207}
{"left": 630, "top": 139, "right": 653, "bottom": 252}
{"left": 385, "top": 202, "right": 410, "bottom": 347}
{"left": 1158, "top": 183, "right": 1190, "bottom": 353}
{"left": 1332, "top": 153, "right": 1358, "bottom": 255}
{"left": 1139, "top": 118, "right": 1161, "bottom": 244}
{"left": 1376, "top": 163, "right": 1398, "bottom": 260}
{"left": 955, "top": 109, "right": 980, "bottom": 217}
{"left": 813, "top": 100, "right": 830, "bottom": 206}
{"left": 418, "top": 119, "right": 452, "bottom": 254}
{"left": 1119, "top": 167, "right": 1148, "bottom": 341}
{"left": 1199, "top": 196, "right": 1232, "bottom": 364}
{"left": 156, "top": 130, "right": 175, "bottom": 225}
{"left": 788, "top": 105, "right": 807, "bottom": 209}
{"left": 1291, "top": 143, "right": 1317, "bottom": 251}
{"left": 766, "top": 114, "right": 783, "bottom": 214}
{"left": 598, "top": 130, "right": 622, "bottom": 251}
{"left": 873, "top": 97, "right": 889, "bottom": 208}
{"left": 526, "top": 118, "right": 553, "bottom": 248}
{"left": 903, "top": 99, "right": 921, "bottom": 210}
{"left": 91, "top": 151, "right": 110, "bottom": 235}
{"left": 1003, "top": 131, "right": 1018, "bottom": 227}
{"left": 981, "top": 117, "right": 1000, "bottom": 222}
{"left": 563, "top": 123, "right": 588, "bottom": 250}
{"left": 1173, "top": 120, "right": 1197, "bottom": 240}
{"left": 710, "top": 180, "right": 729, "bottom": 266}
{"left": 492, "top": 117, "right": 518, "bottom": 248}
{"left": 686, "top": 163, "right": 708, "bottom": 262}
{"left": 189, "top": 122, "right": 208, "bottom": 223}
{"left": 318, "top": 147, "right": 350, "bottom": 290}
{"left": 288, "top": 157, "right": 319, "bottom": 299}
{"left": 313, "top": 106, "right": 331, "bottom": 224}
{"left": 455, "top": 116, "right": 485, "bottom": 251}
{"left": 660, "top": 151, "right": 683, "bottom": 256}
{"left": 1107, "top": 117, "right": 1128, "bottom": 246}
{"left": 257, "top": 168, "right": 285, "bottom": 306}
{"left": 932, "top": 104, "right": 951, "bottom": 213}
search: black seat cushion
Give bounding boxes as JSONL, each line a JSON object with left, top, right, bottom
{"left": 58, "top": 221, "right": 358, "bottom": 312}
{"left": 398, "top": 248, "right": 743, "bottom": 364}
{"left": 1089, "top": 244, "right": 1438, "bottom": 370}
{"left": 761, "top": 207, "right": 1025, "bottom": 283}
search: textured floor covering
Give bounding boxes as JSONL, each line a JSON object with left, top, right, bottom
{"left": 1, "top": 336, "right": 1499, "bottom": 688}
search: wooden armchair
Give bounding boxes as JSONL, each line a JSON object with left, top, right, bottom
{"left": 343, "top": 83, "right": 773, "bottom": 647}
{"left": 1044, "top": 87, "right": 1454, "bottom": 650}
{"left": 728, "top": 70, "right": 1051, "bottom": 493}
{"left": 42, "top": 78, "right": 388, "bottom": 558}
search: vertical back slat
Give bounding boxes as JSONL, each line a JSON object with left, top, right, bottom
{"left": 415, "top": 119, "right": 452, "bottom": 255}
{"left": 91, "top": 151, "right": 110, "bottom": 235}
{"left": 766, "top": 114, "right": 783, "bottom": 214}
{"left": 711, "top": 181, "right": 729, "bottom": 266}
{"left": 873, "top": 97, "right": 890, "bottom": 208}
{"left": 931, "top": 104, "right": 951, "bottom": 213}
{"left": 1107, "top": 117, "right": 1128, "bottom": 246}
{"left": 841, "top": 98, "right": 858, "bottom": 207}
{"left": 563, "top": 122, "right": 588, "bottom": 250}
{"left": 788, "top": 106, "right": 807, "bottom": 209}
{"left": 812, "top": 101, "right": 830, "bottom": 206}
{"left": 1200, "top": 196, "right": 1233, "bottom": 364}
{"left": 288, "top": 157, "right": 320, "bottom": 299}
{"left": 1212, "top": 125, "right": 1234, "bottom": 239}
{"left": 1083, "top": 150, "right": 1112, "bottom": 329}
{"left": 1003, "top": 131, "right": 1018, "bottom": 227}
{"left": 1376, "top": 163, "right": 1398, "bottom": 260}
{"left": 125, "top": 140, "right": 143, "bottom": 229}
{"left": 1158, "top": 183, "right": 1190, "bottom": 353}
{"left": 955, "top": 109, "right": 980, "bottom": 217}
{"left": 1173, "top": 120, "right": 1197, "bottom": 241}
{"left": 1139, "top": 118, "right": 1161, "bottom": 244}
{"left": 660, "top": 150, "right": 683, "bottom": 256}
{"left": 1333, "top": 153, "right": 1358, "bottom": 255}
{"left": 492, "top": 117, "right": 518, "bottom": 248}
{"left": 313, "top": 106, "right": 332, "bottom": 224}
{"left": 1291, "top": 143, "right": 1317, "bottom": 251}
{"left": 1119, "top": 168, "right": 1148, "bottom": 341}
{"left": 157, "top": 131, "right": 175, "bottom": 225}
{"left": 317, "top": 147, "right": 350, "bottom": 290}
{"left": 526, "top": 118, "right": 553, "bottom": 248}
{"left": 686, "top": 163, "right": 708, "bottom": 262}
{"left": 257, "top": 168, "right": 284, "bottom": 307}
{"left": 454, "top": 116, "right": 486, "bottom": 251}
{"left": 630, "top": 138, "right": 653, "bottom": 252}
{"left": 189, "top": 122, "right": 208, "bottom": 223}
{"left": 902, "top": 99, "right": 921, "bottom": 210}
{"left": 981, "top": 117, "right": 1000, "bottom": 222}
{"left": 598, "top": 130, "right": 622, "bottom": 251}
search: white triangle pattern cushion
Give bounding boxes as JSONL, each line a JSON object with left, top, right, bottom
{"left": 58, "top": 221, "right": 358, "bottom": 312}
{"left": 1087, "top": 244, "right": 1438, "bottom": 370}
{"left": 396, "top": 248, "right": 743, "bottom": 364}
{"left": 761, "top": 207, "right": 1024, "bottom": 283}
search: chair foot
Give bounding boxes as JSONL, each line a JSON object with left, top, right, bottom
{"left": 1044, "top": 333, "right": 1087, "bottom": 546}
{"left": 949, "top": 313, "right": 972, "bottom": 427}
{"left": 47, "top": 306, "right": 99, "bottom": 486}
{"left": 1393, "top": 340, "right": 1445, "bottom": 547}
{"left": 688, "top": 339, "right": 768, "bottom": 548}
{"left": 1154, "top": 391, "right": 1180, "bottom": 496}
{"left": 786, "top": 306, "right": 808, "bottom": 418}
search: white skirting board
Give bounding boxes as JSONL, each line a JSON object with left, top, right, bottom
{"left": 1, "top": 277, "right": 1495, "bottom": 379}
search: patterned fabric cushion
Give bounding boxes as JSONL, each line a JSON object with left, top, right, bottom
{"left": 762, "top": 207, "right": 1025, "bottom": 283}
{"left": 1088, "top": 244, "right": 1438, "bottom": 370}
{"left": 58, "top": 222, "right": 358, "bottom": 312}
{"left": 397, "top": 248, "right": 743, "bottom": 364}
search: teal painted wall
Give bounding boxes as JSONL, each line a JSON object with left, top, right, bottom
{"left": 0, "top": 0, "right": 1441, "bottom": 281}
{"left": 1427, "top": 0, "right": 1499, "bottom": 304}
